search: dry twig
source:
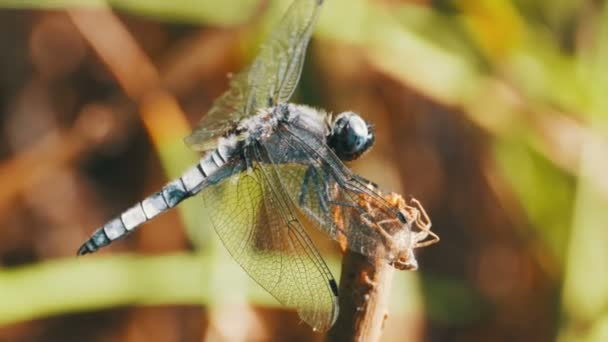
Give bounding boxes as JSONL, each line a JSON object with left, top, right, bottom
{"left": 327, "top": 188, "right": 438, "bottom": 342}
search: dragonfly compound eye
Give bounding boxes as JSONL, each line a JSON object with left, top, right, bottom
{"left": 328, "top": 112, "right": 375, "bottom": 161}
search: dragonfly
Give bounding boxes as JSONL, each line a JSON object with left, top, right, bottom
{"left": 77, "top": 0, "right": 437, "bottom": 332}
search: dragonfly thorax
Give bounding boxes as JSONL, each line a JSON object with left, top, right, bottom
{"left": 239, "top": 104, "right": 329, "bottom": 148}
{"left": 327, "top": 112, "right": 375, "bottom": 161}
{"left": 237, "top": 107, "right": 282, "bottom": 143}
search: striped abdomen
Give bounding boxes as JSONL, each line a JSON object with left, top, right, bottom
{"left": 77, "top": 137, "right": 240, "bottom": 255}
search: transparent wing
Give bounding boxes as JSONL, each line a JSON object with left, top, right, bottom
{"left": 198, "top": 144, "right": 338, "bottom": 331}
{"left": 263, "top": 124, "right": 415, "bottom": 263}
{"left": 185, "top": 0, "right": 324, "bottom": 151}
{"left": 184, "top": 69, "right": 253, "bottom": 151}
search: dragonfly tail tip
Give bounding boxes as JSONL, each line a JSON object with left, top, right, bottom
{"left": 76, "top": 242, "right": 96, "bottom": 256}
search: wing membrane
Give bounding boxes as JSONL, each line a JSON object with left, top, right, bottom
{"left": 199, "top": 144, "right": 338, "bottom": 331}
{"left": 263, "top": 124, "right": 415, "bottom": 262}
{"left": 185, "top": 0, "right": 323, "bottom": 151}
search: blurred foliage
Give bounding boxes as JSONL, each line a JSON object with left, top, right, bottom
{"left": 0, "top": 0, "right": 606, "bottom": 341}
{"left": 0, "top": 0, "right": 260, "bottom": 25}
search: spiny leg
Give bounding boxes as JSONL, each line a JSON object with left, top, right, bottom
{"left": 407, "top": 198, "right": 439, "bottom": 248}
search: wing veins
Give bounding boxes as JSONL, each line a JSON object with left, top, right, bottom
{"left": 185, "top": 0, "right": 323, "bottom": 151}
{"left": 252, "top": 143, "right": 336, "bottom": 290}
{"left": 280, "top": 125, "right": 398, "bottom": 214}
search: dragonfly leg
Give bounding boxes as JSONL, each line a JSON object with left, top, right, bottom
{"left": 299, "top": 166, "right": 352, "bottom": 215}
{"left": 312, "top": 168, "right": 363, "bottom": 212}
{"left": 298, "top": 166, "right": 315, "bottom": 208}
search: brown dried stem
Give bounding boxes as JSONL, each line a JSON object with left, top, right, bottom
{"left": 327, "top": 191, "right": 438, "bottom": 342}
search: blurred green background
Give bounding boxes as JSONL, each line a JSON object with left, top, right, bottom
{"left": 0, "top": 0, "right": 606, "bottom": 341}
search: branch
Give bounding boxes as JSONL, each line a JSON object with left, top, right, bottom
{"left": 327, "top": 249, "right": 396, "bottom": 341}
{"left": 327, "top": 189, "right": 439, "bottom": 341}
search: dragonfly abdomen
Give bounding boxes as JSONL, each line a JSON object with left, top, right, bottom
{"left": 77, "top": 138, "right": 240, "bottom": 255}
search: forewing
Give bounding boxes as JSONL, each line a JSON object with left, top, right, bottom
{"left": 185, "top": 0, "right": 324, "bottom": 151}
{"left": 265, "top": 125, "right": 410, "bottom": 261}
{"left": 199, "top": 146, "right": 338, "bottom": 331}
{"left": 250, "top": 0, "right": 323, "bottom": 105}
{"left": 184, "top": 69, "right": 253, "bottom": 151}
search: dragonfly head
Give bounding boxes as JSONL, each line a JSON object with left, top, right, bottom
{"left": 328, "top": 112, "right": 375, "bottom": 161}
